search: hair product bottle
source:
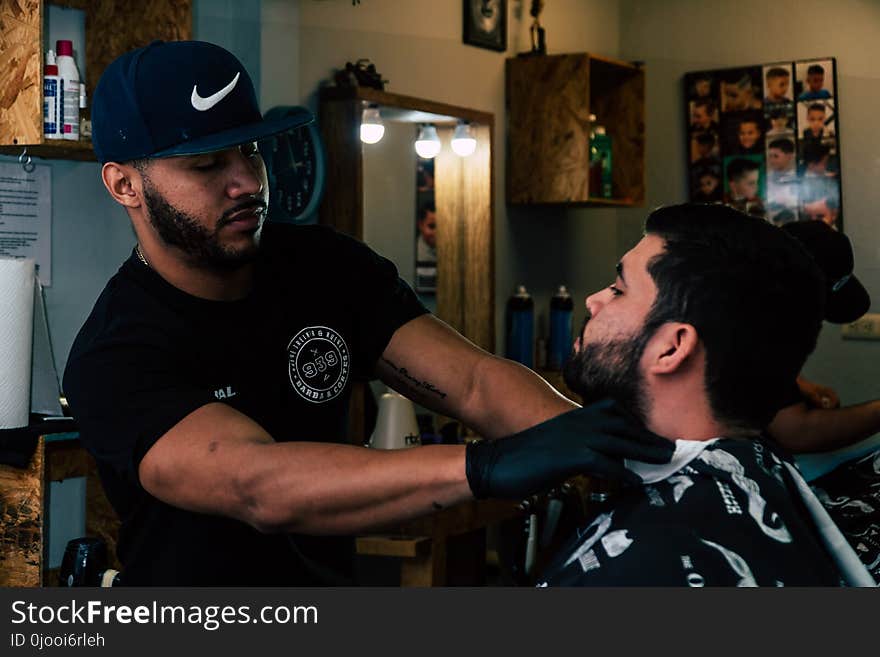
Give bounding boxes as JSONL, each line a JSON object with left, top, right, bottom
{"left": 506, "top": 285, "right": 534, "bottom": 368}
{"left": 548, "top": 285, "right": 573, "bottom": 370}
{"left": 55, "top": 39, "right": 80, "bottom": 141}
{"left": 43, "top": 50, "right": 62, "bottom": 140}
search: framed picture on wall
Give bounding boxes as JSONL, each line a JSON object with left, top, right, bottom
{"left": 463, "top": 0, "right": 507, "bottom": 52}
{"left": 684, "top": 57, "right": 843, "bottom": 232}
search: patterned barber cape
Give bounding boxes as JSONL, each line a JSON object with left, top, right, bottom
{"left": 538, "top": 437, "right": 873, "bottom": 587}
{"left": 811, "top": 449, "right": 880, "bottom": 581}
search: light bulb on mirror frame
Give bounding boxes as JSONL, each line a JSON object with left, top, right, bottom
{"left": 414, "top": 124, "right": 441, "bottom": 159}
{"left": 451, "top": 121, "right": 477, "bottom": 157}
{"left": 360, "top": 104, "right": 385, "bottom": 144}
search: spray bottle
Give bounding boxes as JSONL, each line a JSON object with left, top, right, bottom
{"left": 55, "top": 39, "right": 80, "bottom": 141}
{"left": 506, "top": 285, "right": 534, "bottom": 368}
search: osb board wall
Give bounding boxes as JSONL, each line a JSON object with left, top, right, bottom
{"left": 0, "top": 436, "right": 44, "bottom": 587}
{"left": 0, "top": 0, "right": 43, "bottom": 145}
{"left": 435, "top": 124, "right": 494, "bottom": 352}
{"left": 506, "top": 54, "right": 592, "bottom": 204}
{"left": 53, "top": 0, "right": 192, "bottom": 103}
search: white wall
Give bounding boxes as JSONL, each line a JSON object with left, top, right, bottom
{"left": 620, "top": 0, "right": 880, "bottom": 405}
{"left": 25, "top": 0, "right": 627, "bottom": 373}
{"left": 296, "top": 0, "right": 622, "bottom": 348}
{"left": 34, "top": 0, "right": 880, "bottom": 401}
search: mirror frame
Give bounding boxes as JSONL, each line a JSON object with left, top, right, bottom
{"left": 318, "top": 87, "right": 496, "bottom": 353}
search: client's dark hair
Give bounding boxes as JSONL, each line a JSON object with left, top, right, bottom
{"left": 642, "top": 203, "right": 825, "bottom": 430}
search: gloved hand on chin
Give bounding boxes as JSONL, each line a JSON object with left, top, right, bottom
{"left": 465, "top": 398, "right": 674, "bottom": 500}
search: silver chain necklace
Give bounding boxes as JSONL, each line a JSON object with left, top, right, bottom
{"left": 135, "top": 244, "right": 150, "bottom": 268}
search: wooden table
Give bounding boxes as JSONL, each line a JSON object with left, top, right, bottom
{"left": 356, "top": 498, "right": 521, "bottom": 586}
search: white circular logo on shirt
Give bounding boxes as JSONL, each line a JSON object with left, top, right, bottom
{"left": 287, "top": 326, "right": 350, "bottom": 403}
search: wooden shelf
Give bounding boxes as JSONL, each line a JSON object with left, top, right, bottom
{"left": 0, "top": 138, "right": 95, "bottom": 161}
{"left": 0, "top": 0, "right": 191, "bottom": 162}
{"left": 517, "top": 196, "right": 640, "bottom": 208}
{"left": 585, "top": 196, "right": 638, "bottom": 207}
{"left": 506, "top": 53, "right": 645, "bottom": 206}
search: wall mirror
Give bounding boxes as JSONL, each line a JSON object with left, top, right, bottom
{"left": 318, "top": 88, "right": 495, "bottom": 356}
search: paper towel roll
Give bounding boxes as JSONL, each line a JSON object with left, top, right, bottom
{"left": 0, "top": 258, "right": 35, "bottom": 429}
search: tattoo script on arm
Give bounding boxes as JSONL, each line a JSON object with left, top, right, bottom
{"left": 382, "top": 358, "right": 448, "bottom": 400}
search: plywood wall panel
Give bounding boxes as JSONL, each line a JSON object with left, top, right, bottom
{"left": 79, "top": 0, "right": 192, "bottom": 103}
{"left": 0, "top": 436, "right": 44, "bottom": 587}
{"left": 0, "top": 0, "right": 43, "bottom": 145}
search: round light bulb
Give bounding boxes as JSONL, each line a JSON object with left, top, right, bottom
{"left": 414, "top": 124, "right": 441, "bottom": 159}
{"left": 451, "top": 122, "right": 477, "bottom": 157}
{"left": 360, "top": 106, "right": 385, "bottom": 144}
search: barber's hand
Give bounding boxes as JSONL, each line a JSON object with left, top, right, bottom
{"left": 465, "top": 398, "right": 674, "bottom": 500}
{"left": 796, "top": 376, "right": 840, "bottom": 409}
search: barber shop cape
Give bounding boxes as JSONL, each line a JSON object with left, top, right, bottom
{"left": 538, "top": 438, "right": 876, "bottom": 587}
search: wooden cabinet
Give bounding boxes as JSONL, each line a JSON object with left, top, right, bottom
{"left": 0, "top": 0, "right": 191, "bottom": 161}
{"left": 506, "top": 53, "right": 645, "bottom": 206}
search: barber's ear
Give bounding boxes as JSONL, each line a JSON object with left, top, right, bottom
{"left": 101, "top": 162, "right": 142, "bottom": 209}
{"left": 644, "top": 323, "right": 700, "bottom": 375}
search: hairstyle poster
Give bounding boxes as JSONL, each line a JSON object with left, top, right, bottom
{"left": 684, "top": 58, "right": 842, "bottom": 231}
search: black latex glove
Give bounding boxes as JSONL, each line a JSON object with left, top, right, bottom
{"left": 465, "top": 398, "right": 675, "bottom": 499}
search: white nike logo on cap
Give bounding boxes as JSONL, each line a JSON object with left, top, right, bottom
{"left": 191, "top": 72, "right": 240, "bottom": 111}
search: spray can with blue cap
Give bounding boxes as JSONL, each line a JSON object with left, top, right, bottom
{"left": 506, "top": 285, "right": 534, "bottom": 368}
{"left": 548, "top": 285, "right": 574, "bottom": 370}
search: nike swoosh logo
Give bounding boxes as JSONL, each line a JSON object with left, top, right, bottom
{"left": 191, "top": 72, "right": 240, "bottom": 111}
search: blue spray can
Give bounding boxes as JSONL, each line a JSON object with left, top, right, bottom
{"left": 548, "top": 285, "right": 574, "bottom": 370}
{"left": 506, "top": 285, "right": 534, "bottom": 368}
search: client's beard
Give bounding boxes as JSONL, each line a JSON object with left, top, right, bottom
{"left": 562, "top": 327, "right": 651, "bottom": 425}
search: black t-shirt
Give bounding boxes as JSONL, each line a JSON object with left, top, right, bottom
{"left": 538, "top": 438, "right": 842, "bottom": 586}
{"left": 62, "top": 223, "right": 427, "bottom": 585}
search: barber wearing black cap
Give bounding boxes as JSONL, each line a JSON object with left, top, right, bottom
{"left": 767, "top": 220, "right": 876, "bottom": 453}
{"left": 61, "top": 41, "right": 671, "bottom": 586}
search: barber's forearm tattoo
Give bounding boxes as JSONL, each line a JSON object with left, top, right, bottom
{"left": 382, "top": 357, "right": 448, "bottom": 399}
